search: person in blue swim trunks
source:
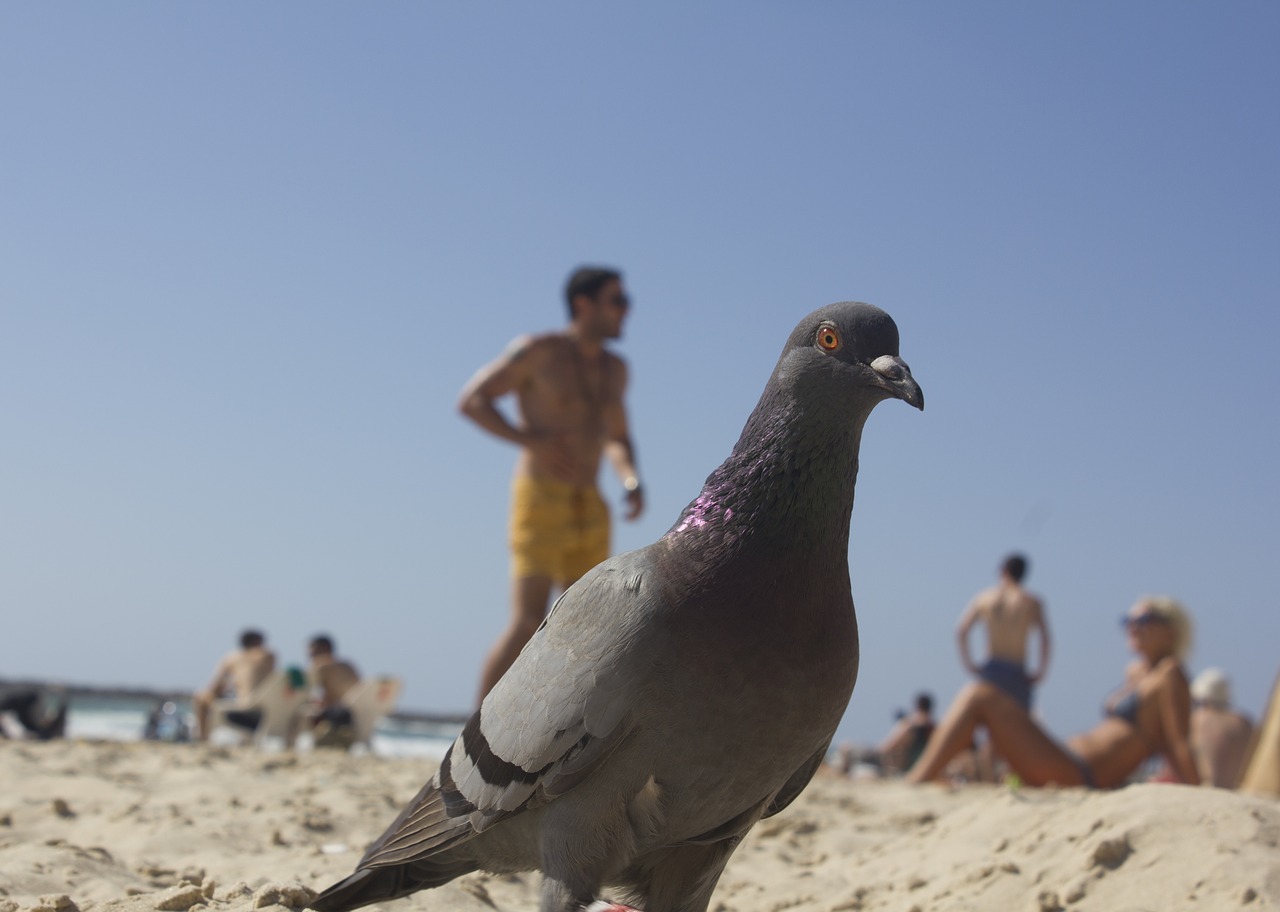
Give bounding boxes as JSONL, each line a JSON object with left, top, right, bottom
{"left": 956, "top": 553, "right": 1050, "bottom": 710}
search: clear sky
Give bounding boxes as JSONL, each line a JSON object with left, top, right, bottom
{"left": 3, "top": 3, "right": 1278, "bottom": 750}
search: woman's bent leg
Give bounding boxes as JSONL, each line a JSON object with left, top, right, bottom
{"left": 909, "top": 682, "right": 1088, "bottom": 787}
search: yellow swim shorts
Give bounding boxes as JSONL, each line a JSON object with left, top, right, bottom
{"left": 509, "top": 476, "right": 610, "bottom": 584}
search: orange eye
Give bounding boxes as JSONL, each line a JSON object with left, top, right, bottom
{"left": 816, "top": 325, "right": 841, "bottom": 351}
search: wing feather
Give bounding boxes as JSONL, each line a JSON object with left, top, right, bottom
{"left": 354, "top": 551, "right": 662, "bottom": 870}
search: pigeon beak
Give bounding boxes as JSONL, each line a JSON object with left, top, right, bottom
{"left": 869, "top": 355, "right": 924, "bottom": 411}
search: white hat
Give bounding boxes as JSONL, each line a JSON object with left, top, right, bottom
{"left": 1191, "top": 667, "right": 1231, "bottom": 707}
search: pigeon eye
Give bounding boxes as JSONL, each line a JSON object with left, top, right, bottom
{"left": 816, "top": 326, "right": 842, "bottom": 352}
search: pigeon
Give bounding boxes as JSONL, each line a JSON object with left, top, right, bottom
{"left": 311, "top": 301, "right": 923, "bottom": 912}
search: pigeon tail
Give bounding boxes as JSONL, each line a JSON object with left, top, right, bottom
{"left": 309, "top": 853, "right": 478, "bottom": 912}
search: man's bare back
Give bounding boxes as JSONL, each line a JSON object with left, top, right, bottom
{"left": 312, "top": 656, "right": 361, "bottom": 708}
{"left": 1192, "top": 705, "right": 1254, "bottom": 788}
{"left": 956, "top": 554, "right": 1051, "bottom": 710}
{"left": 192, "top": 629, "right": 275, "bottom": 741}
{"left": 962, "top": 584, "right": 1044, "bottom": 669}
{"left": 213, "top": 645, "right": 275, "bottom": 704}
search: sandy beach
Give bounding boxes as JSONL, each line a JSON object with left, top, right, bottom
{"left": 2, "top": 740, "right": 1276, "bottom": 912}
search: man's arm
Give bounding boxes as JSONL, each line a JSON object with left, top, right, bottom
{"left": 877, "top": 717, "right": 912, "bottom": 758}
{"left": 1028, "top": 600, "right": 1051, "bottom": 684}
{"left": 955, "top": 600, "right": 981, "bottom": 676}
{"left": 202, "top": 654, "right": 233, "bottom": 699}
{"left": 457, "top": 337, "right": 578, "bottom": 480}
{"left": 1159, "top": 664, "right": 1200, "bottom": 785}
{"left": 457, "top": 336, "right": 537, "bottom": 446}
{"left": 602, "top": 357, "right": 643, "bottom": 521}
{"left": 315, "top": 666, "right": 341, "bottom": 709}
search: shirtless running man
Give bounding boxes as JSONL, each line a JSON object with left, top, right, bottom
{"left": 956, "top": 553, "right": 1050, "bottom": 710}
{"left": 458, "top": 266, "right": 643, "bottom": 702}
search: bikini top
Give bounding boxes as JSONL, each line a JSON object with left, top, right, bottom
{"left": 1107, "top": 690, "right": 1141, "bottom": 726}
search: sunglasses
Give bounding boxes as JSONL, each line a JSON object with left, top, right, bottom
{"left": 1121, "top": 612, "right": 1165, "bottom": 630}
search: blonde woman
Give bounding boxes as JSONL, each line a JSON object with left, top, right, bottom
{"left": 908, "top": 596, "right": 1199, "bottom": 788}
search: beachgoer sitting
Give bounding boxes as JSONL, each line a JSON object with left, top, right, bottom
{"left": 192, "top": 629, "right": 276, "bottom": 741}
{"left": 1189, "top": 667, "right": 1254, "bottom": 788}
{"left": 877, "top": 692, "right": 936, "bottom": 774}
{"left": 143, "top": 700, "right": 191, "bottom": 742}
{"left": 0, "top": 688, "right": 67, "bottom": 740}
{"left": 908, "top": 596, "right": 1200, "bottom": 788}
{"left": 303, "top": 634, "right": 361, "bottom": 748}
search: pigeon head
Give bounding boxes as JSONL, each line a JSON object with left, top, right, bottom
{"left": 671, "top": 301, "right": 921, "bottom": 549}
{"left": 769, "top": 301, "right": 924, "bottom": 413}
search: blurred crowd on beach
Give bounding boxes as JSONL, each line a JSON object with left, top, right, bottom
{"left": 1, "top": 629, "right": 381, "bottom": 751}
{"left": 4, "top": 552, "right": 1275, "bottom": 797}
{"left": 831, "top": 552, "right": 1277, "bottom": 795}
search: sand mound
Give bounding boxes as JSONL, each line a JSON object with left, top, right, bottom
{"left": 1, "top": 741, "right": 1275, "bottom": 912}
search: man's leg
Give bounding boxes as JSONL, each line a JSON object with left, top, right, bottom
{"left": 477, "top": 575, "right": 555, "bottom": 703}
{"left": 907, "top": 682, "right": 1084, "bottom": 786}
{"left": 192, "top": 691, "right": 213, "bottom": 741}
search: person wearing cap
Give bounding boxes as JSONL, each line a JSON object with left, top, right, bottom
{"left": 1190, "top": 667, "right": 1255, "bottom": 788}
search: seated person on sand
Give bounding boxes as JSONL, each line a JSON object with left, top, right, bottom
{"left": 0, "top": 687, "right": 68, "bottom": 740}
{"left": 192, "top": 628, "right": 276, "bottom": 741}
{"left": 908, "top": 596, "right": 1199, "bottom": 788}
{"left": 957, "top": 553, "right": 1050, "bottom": 711}
{"left": 301, "top": 634, "right": 361, "bottom": 748}
{"left": 877, "top": 692, "right": 936, "bottom": 775}
{"left": 1189, "top": 667, "right": 1255, "bottom": 788}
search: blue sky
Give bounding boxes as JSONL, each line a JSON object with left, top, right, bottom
{"left": 3, "top": 3, "right": 1277, "bottom": 749}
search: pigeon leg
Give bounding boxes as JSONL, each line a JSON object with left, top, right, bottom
{"left": 540, "top": 874, "right": 596, "bottom": 912}
{"left": 630, "top": 837, "right": 743, "bottom": 912}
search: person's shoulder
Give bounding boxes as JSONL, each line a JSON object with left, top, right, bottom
{"left": 1228, "top": 709, "right": 1255, "bottom": 729}
{"left": 1152, "top": 657, "right": 1190, "bottom": 686}
{"left": 970, "top": 586, "right": 999, "bottom": 609}
{"left": 521, "top": 330, "right": 561, "bottom": 346}
{"left": 502, "top": 333, "right": 556, "bottom": 362}
{"left": 603, "top": 348, "right": 629, "bottom": 387}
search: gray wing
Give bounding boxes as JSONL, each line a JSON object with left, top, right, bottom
{"left": 355, "top": 549, "right": 662, "bottom": 869}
